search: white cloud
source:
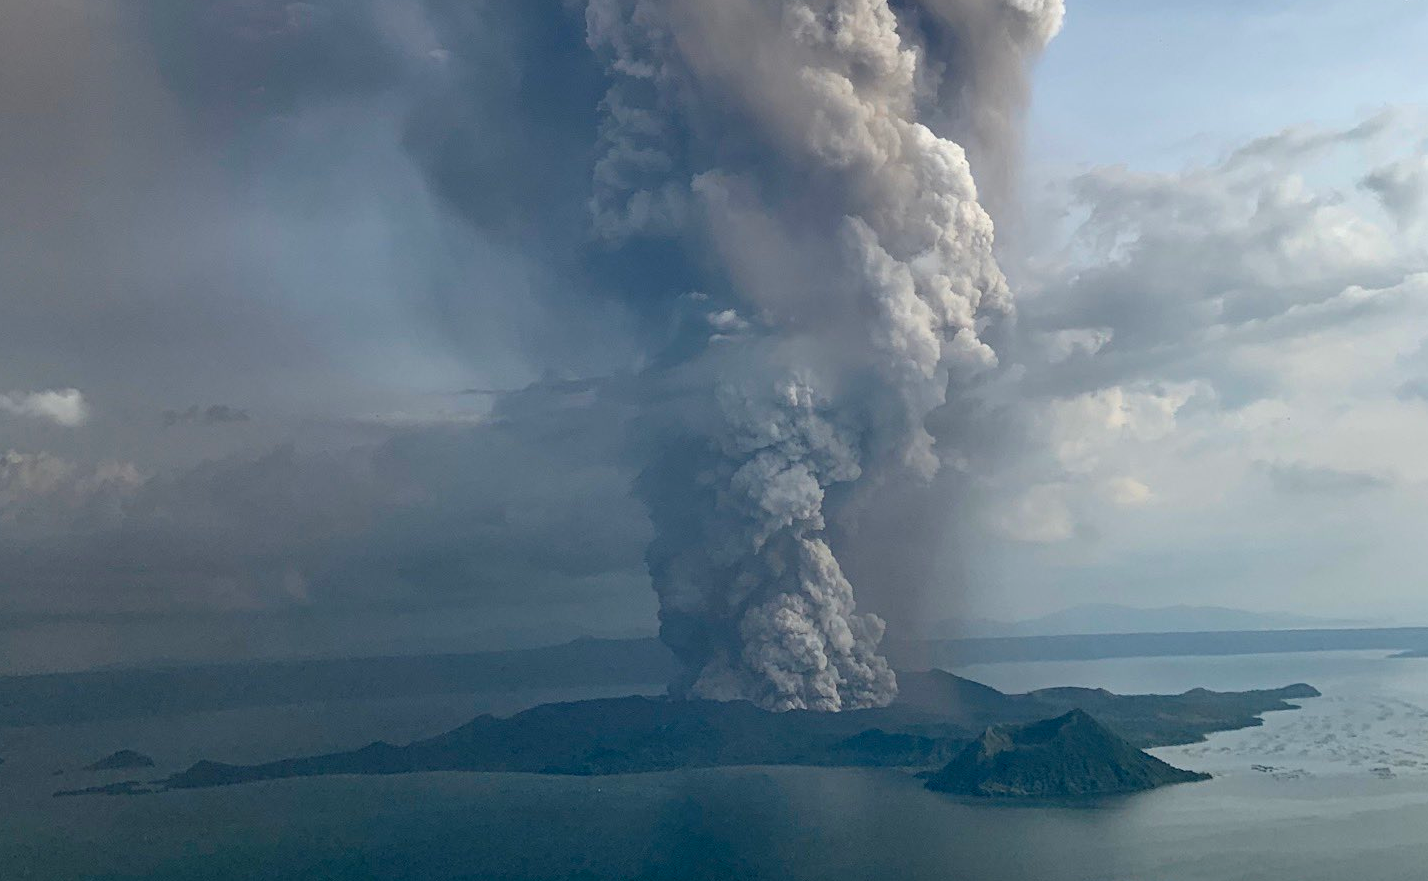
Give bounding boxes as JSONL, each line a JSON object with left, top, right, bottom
{"left": 1362, "top": 151, "right": 1428, "bottom": 229}
{"left": 958, "top": 112, "right": 1428, "bottom": 617}
{"left": 1102, "top": 475, "right": 1153, "bottom": 506}
{"left": 1030, "top": 115, "right": 1418, "bottom": 370}
{"left": 1044, "top": 382, "right": 1203, "bottom": 473}
{"left": 1039, "top": 326, "right": 1112, "bottom": 363}
{"left": 707, "top": 309, "right": 750, "bottom": 335}
{"left": 0, "top": 388, "right": 89, "bottom": 427}
{"left": 0, "top": 449, "right": 142, "bottom": 534}
{"left": 0, "top": 449, "right": 74, "bottom": 501}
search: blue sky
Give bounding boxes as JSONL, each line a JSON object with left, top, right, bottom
{"left": 1028, "top": 0, "right": 1428, "bottom": 173}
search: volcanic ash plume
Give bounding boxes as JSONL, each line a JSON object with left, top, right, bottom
{"left": 588, "top": 0, "right": 1062, "bottom": 711}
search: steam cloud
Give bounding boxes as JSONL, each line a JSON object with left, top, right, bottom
{"left": 586, "top": 0, "right": 1060, "bottom": 711}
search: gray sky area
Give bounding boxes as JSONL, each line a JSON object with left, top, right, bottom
{"left": 3, "top": 0, "right": 1428, "bottom": 676}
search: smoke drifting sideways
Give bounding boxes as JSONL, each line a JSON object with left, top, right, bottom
{"left": 587, "top": 0, "right": 1062, "bottom": 711}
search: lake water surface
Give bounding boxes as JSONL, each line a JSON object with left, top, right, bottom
{"left": 5, "top": 651, "right": 1428, "bottom": 880}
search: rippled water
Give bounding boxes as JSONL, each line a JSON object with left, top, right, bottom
{"left": 4, "top": 651, "right": 1428, "bottom": 880}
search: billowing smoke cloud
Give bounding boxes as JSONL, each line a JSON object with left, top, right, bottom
{"left": 894, "top": 0, "right": 1065, "bottom": 216}
{"left": 588, "top": 0, "right": 1061, "bottom": 710}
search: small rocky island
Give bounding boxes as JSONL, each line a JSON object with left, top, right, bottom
{"left": 85, "top": 750, "right": 155, "bottom": 771}
{"left": 925, "top": 709, "right": 1209, "bottom": 798}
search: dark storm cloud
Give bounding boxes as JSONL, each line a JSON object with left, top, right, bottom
{"left": 1, "top": 0, "right": 501, "bottom": 443}
{"left": 0, "top": 379, "right": 651, "bottom": 622}
{"left": 141, "top": 0, "right": 414, "bottom": 121}
{"left": 140, "top": 0, "right": 702, "bottom": 360}
{"left": 0, "top": 0, "right": 666, "bottom": 673}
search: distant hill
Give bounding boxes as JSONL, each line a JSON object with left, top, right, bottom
{"left": 932, "top": 604, "right": 1373, "bottom": 638}
{"left": 886, "top": 628, "right": 1428, "bottom": 669}
{"left": 924, "top": 710, "right": 1208, "bottom": 798}
{"left": 895, "top": 670, "right": 1317, "bottom": 747}
{"left": 84, "top": 750, "right": 154, "bottom": 772}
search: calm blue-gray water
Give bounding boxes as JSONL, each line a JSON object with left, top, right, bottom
{"left": 5, "top": 651, "right": 1428, "bottom": 880}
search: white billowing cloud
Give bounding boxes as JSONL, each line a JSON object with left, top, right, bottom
{"left": 1044, "top": 382, "right": 1203, "bottom": 473}
{"left": 706, "top": 309, "right": 751, "bottom": 336}
{"left": 0, "top": 388, "right": 89, "bottom": 426}
{"left": 1362, "top": 151, "right": 1428, "bottom": 229}
{"left": 953, "top": 111, "right": 1428, "bottom": 620}
{"left": 1029, "top": 117, "right": 1420, "bottom": 370}
{"left": 0, "top": 449, "right": 74, "bottom": 502}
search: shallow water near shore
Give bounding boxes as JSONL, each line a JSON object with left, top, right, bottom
{"left": 5, "top": 651, "right": 1428, "bottom": 880}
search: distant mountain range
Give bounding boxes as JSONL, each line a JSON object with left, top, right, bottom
{"left": 931, "top": 604, "right": 1375, "bottom": 638}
